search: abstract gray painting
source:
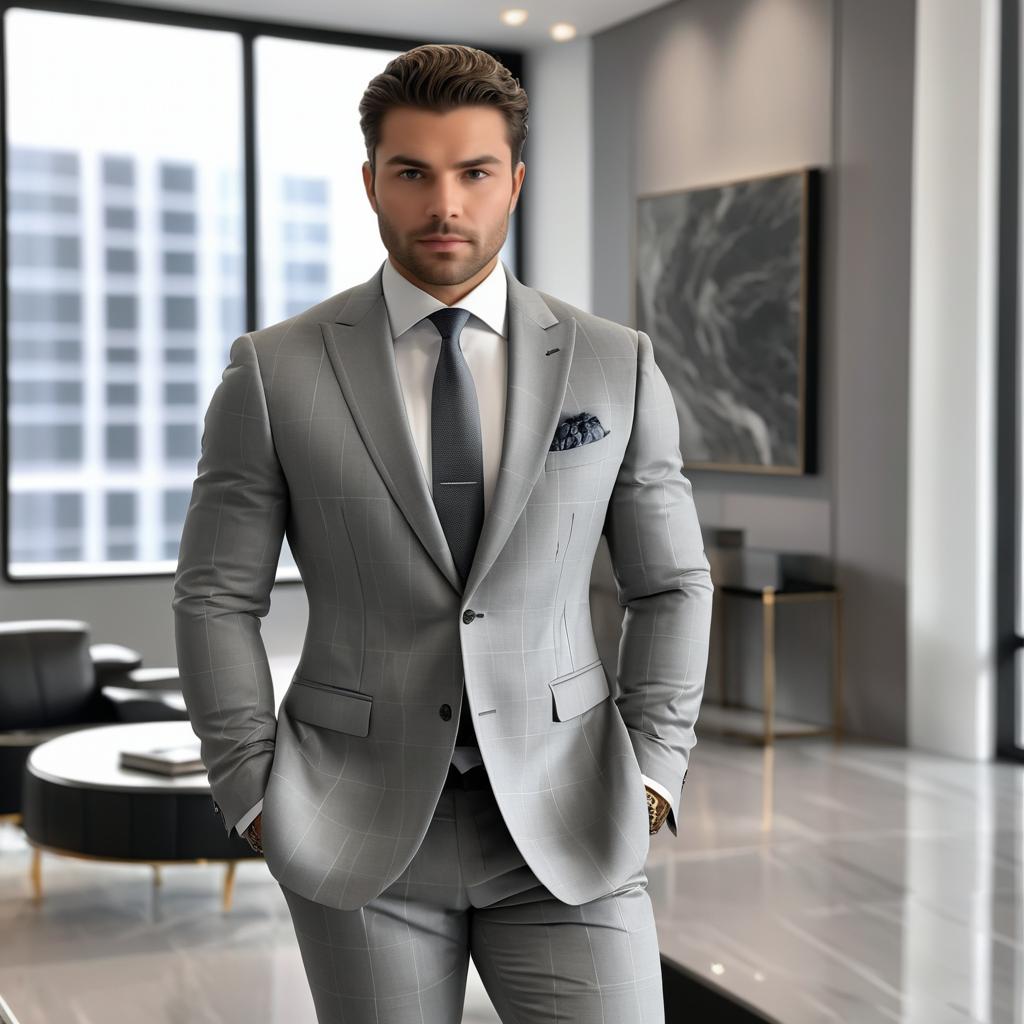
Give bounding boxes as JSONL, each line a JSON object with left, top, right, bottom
{"left": 634, "top": 168, "right": 819, "bottom": 474}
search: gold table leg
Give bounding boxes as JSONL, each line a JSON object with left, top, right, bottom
{"left": 30, "top": 847, "right": 42, "bottom": 901}
{"left": 763, "top": 586, "right": 776, "bottom": 745}
{"left": 223, "top": 861, "right": 238, "bottom": 912}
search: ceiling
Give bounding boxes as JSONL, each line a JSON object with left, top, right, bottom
{"left": 114, "top": 0, "right": 674, "bottom": 49}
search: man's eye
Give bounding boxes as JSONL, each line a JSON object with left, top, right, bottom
{"left": 397, "top": 169, "right": 489, "bottom": 180}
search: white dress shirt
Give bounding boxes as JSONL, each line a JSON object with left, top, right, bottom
{"left": 232, "top": 256, "right": 674, "bottom": 836}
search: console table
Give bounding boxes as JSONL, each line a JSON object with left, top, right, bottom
{"left": 706, "top": 580, "right": 844, "bottom": 745}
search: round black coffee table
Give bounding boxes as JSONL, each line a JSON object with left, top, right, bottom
{"left": 21, "top": 721, "right": 262, "bottom": 911}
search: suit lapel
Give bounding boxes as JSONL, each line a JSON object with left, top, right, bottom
{"left": 320, "top": 260, "right": 577, "bottom": 602}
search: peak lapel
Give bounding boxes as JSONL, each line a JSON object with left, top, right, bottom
{"left": 460, "top": 268, "right": 576, "bottom": 602}
{"left": 319, "top": 261, "right": 577, "bottom": 602}
{"left": 320, "top": 266, "right": 462, "bottom": 593}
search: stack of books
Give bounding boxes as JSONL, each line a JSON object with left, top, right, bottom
{"left": 119, "top": 742, "right": 205, "bottom": 777}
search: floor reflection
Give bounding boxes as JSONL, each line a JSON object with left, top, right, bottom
{"left": 1, "top": 735, "right": 1021, "bottom": 1024}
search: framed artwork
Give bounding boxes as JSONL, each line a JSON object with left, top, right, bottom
{"left": 633, "top": 167, "right": 821, "bottom": 474}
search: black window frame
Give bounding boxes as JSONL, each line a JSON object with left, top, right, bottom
{"left": 0, "top": 0, "right": 527, "bottom": 584}
{"left": 997, "top": 0, "right": 1024, "bottom": 761}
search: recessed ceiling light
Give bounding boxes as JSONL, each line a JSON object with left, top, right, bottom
{"left": 550, "top": 22, "right": 577, "bottom": 42}
{"left": 500, "top": 8, "right": 529, "bottom": 27}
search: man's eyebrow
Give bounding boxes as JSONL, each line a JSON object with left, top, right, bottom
{"left": 383, "top": 154, "right": 503, "bottom": 169}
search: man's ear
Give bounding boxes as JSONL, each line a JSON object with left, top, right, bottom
{"left": 510, "top": 160, "right": 526, "bottom": 214}
{"left": 362, "top": 161, "right": 378, "bottom": 212}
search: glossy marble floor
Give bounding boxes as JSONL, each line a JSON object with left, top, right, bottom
{"left": 0, "top": 735, "right": 1021, "bottom": 1023}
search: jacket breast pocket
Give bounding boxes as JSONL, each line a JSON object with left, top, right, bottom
{"left": 544, "top": 432, "right": 613, "bottom": 472}
{"left": 285, "top": 676, "right": 372, "bottom": 737}
{"left": 549, "top": 658, "right": 610, "bottom": 721}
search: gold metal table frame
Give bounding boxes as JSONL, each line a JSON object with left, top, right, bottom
{"left": 712, "top": 583, "right": 844, "bottom": 745}
{"left": 0, "top": 810, "right": 247, "bottom": 912}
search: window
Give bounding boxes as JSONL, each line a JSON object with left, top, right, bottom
{"left": 104, "top": 206, "right": 135, "bottom": 230}
{"left": 102, "top": 156, "right": 134, "bottom": 187}
{"left": 106, "top": 295, "right": 137, "bottom": 329}
{"left": 255, "top": 36, "right": 403, "bottom": 325}
{"left": 284, "top": 260, "right": 327, "bottom": 284}
{"left": 9, "top": 191, "right": 78, "bottom": 214}
{"left": 161, "top": 210, "right": 195, "bottom": 234}
{"left": 160, "top": 162, "right": 195, "bottom": 193}
{"left": 106, "top": 491, "right": 135, "bottom": 528}
{"left": 5, "top": 6, "right": 244, "bottom": 578}
{"left": 164, "top": 382, "right": 196, "bottom": 405}
{"left": 10, "top": 291, "right": 80, "bottom": 323}
{"left": 107, "top": 383, "right": 138, "bottom": 406}
{"left": 10, "top": 492, "right": 82, "bottom": 562}
{"left": 163, "top": 296, "right": 197, "bottom": 330}
{"left": 106, "top": 424, "right": 137, "bottom": 462}
{"left": 9, "top": 233, "right": 79, "bottom": 269}
{"left": 106, "top": 248, "right": 137, "bottom": 273}
{"left": 164, "top": 424, "right": 197, "bottom": 461}
{"left": 163, "top": 251, "right": 195, "bottom": 275}
{"left": 3, "top": 5, "right": 524, "bottom": 581}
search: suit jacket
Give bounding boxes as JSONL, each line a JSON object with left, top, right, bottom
{"left": 171, "top": 258, "right": 714, "bottom": 910}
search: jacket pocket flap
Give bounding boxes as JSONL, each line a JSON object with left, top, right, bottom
{"left": 286, "top": 677, "right": 372, "bottom": 737}
{"left": 548, "top": 659, "right": 609, "bottom": 721}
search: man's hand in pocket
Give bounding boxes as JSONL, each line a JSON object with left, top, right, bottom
{"left": 243, "top": 812, "right": 263, "bottom": 854}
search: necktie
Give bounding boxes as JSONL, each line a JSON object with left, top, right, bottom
{"left": 427, "top": 307, "right": 485, "bottom": 584}
{"left": 427, "top": 306, "right": 484, "bottom": 753}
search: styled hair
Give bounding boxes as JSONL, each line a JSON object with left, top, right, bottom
{"left": 359, "top": 43, "right": 528, "bottom": 178}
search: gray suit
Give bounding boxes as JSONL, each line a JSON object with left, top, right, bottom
{"left": 172, "top": 259, "right": 713, "bottom": 919}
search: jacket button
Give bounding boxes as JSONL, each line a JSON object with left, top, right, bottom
{"left": 463, "top": 609, "right": 476, "bottom": 623}
{"left": 439, "top": 703, "right": 452, "bottom": 721}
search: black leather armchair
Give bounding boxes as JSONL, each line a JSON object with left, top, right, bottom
{"left": 0, "top": 619, "right": 187, "bottom": 818}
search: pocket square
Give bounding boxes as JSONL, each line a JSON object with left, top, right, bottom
{"left": 549, "top": 412, "right": 610, "bottom": 452}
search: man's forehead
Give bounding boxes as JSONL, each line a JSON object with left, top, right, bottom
{"left": 378, "top": 106, "right": 506, "bottom": 138}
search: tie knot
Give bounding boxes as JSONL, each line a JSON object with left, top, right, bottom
{"left": 427, "top": 306, "right": 472, "bottom": 340}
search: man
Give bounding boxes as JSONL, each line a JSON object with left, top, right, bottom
{"left": 173, "top": 42, "right": 713, "bottom": 1024}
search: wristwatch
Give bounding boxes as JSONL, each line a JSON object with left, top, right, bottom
{"left": 645, "top": 787, "right": 670, "bottom": 834}
{"left": 243, "top": 820, "right": 264, "bottom": 854}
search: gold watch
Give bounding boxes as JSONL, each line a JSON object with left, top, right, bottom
{"left": 243, "top": 821, "right": 264, "bottom": 854}
{"left": 645, "top": 787, "right": 670, "bottom": 834}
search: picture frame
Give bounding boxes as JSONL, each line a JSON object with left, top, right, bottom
{"left": 632, "top": 167, "right": 821, "bottom": 474}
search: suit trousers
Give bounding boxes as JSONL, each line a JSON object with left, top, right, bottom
{"left": 278, "top": 763, "right": 665, "bottom": 1023}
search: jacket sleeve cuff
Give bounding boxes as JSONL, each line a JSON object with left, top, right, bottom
{"left": 234, "top": 798, "right": 264, "bottom": 836}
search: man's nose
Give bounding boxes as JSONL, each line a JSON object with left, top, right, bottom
{"left": 425, "top": 179, "right": 464, "bottom": 222}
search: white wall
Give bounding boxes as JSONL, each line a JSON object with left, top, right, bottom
{"left": 831, "top": 0, "right": 916, "bottom": 742}
{"left": 907, "top": 0, "right": 1000, "bottom": 760}
{"left": 522, "top": 37, "right": 593, "bottom": 309}
{"left": 589, "top": 0, "right": 917, "bottom": 744}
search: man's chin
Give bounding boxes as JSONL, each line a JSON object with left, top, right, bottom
{"left": 406, "top": 255, "right": 479, "bottom": 285}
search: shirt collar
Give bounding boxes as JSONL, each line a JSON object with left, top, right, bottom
{"left": 381, "top": 254, "right": 509, "bottom": 340}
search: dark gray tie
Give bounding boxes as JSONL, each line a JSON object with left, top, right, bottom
{"left": 427, "top": 306, "right": 484, "bottom": 754}
{"left": 427, "top": 306, "right": 485, "bottom": 587}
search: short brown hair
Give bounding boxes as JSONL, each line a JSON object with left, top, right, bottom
{"left": 359, "top": 44, "right": 529, "bottom": 178}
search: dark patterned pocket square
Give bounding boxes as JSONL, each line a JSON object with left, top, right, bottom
{"left": 549, "top": 412, "right": 610, "bottom": 452}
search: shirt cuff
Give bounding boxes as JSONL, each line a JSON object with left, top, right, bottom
{"left": 234, "top": 798, "right": 263, "bottom": 836}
